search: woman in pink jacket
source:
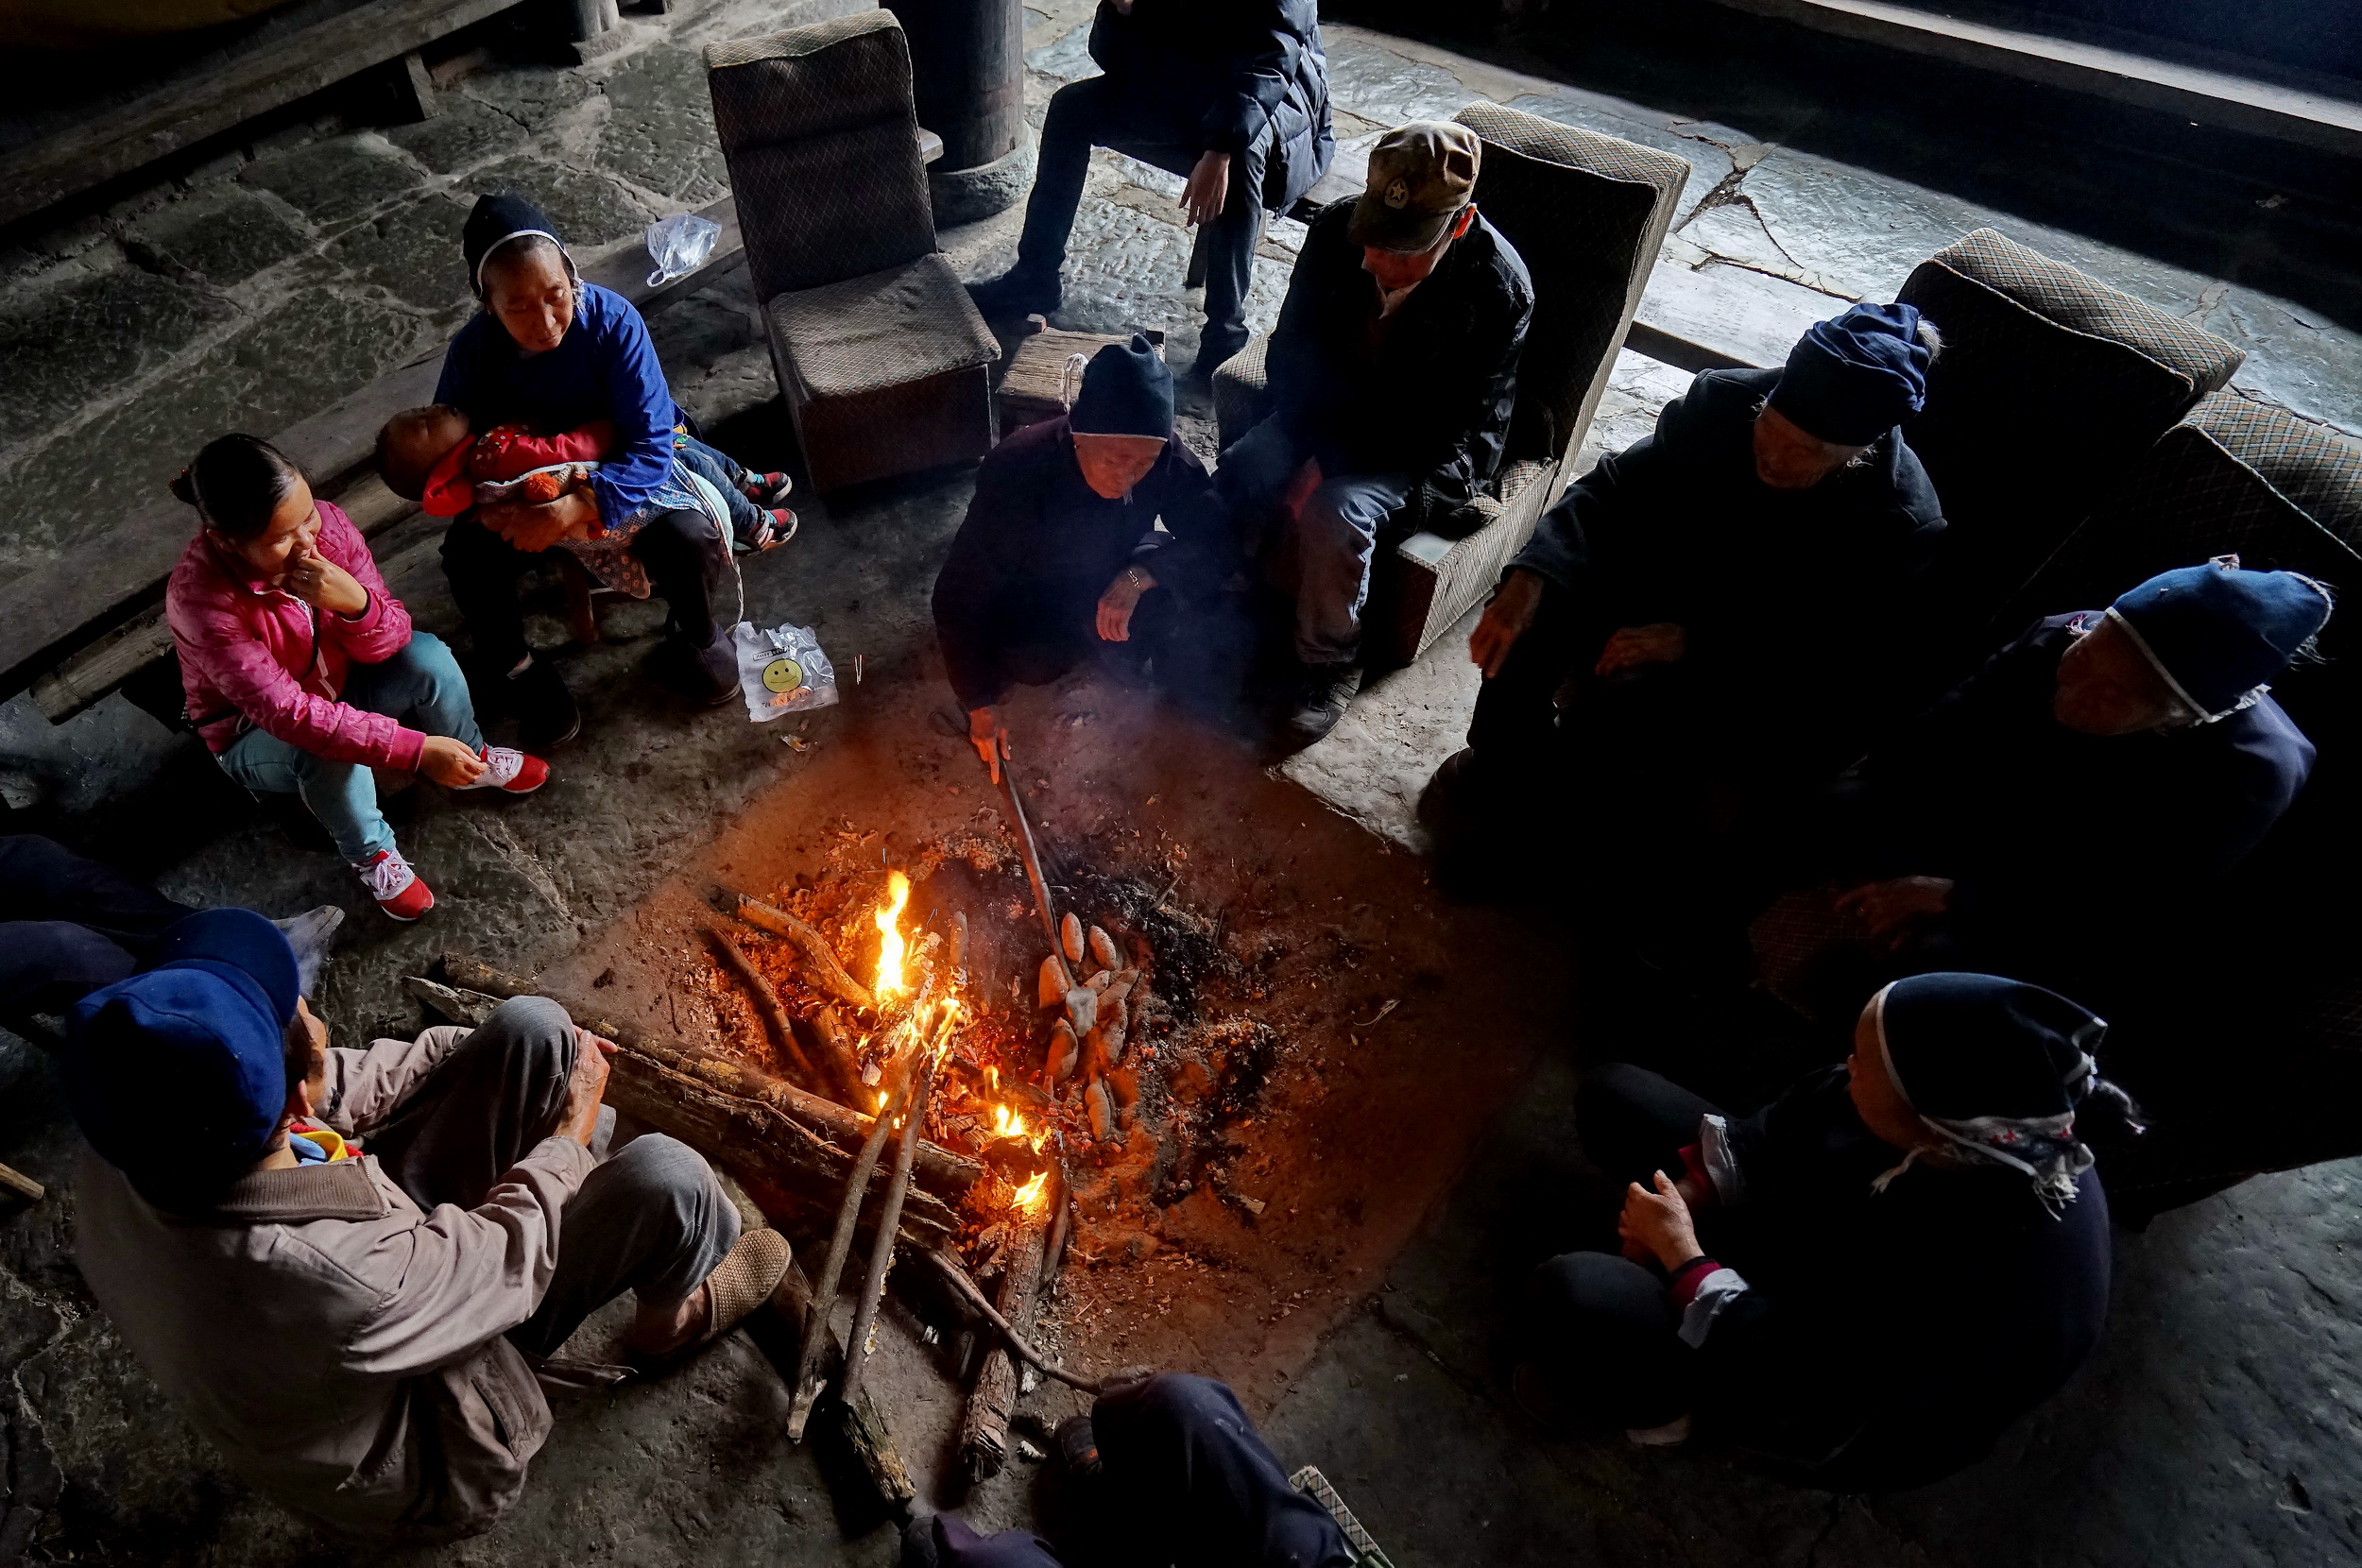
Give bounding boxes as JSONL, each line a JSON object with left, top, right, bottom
{"left": 166, "top": 435, "right": 551, "bottom": 920}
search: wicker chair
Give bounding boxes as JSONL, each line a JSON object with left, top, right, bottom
{"left": 1212, "top": 103, "right": 1689, "bottom": 670}
{"left": 706, "top": 11, "right": 1000, "bottom": 492}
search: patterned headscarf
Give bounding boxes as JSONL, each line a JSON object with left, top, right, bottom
{"left": 1866, "top": 973, "right": 2141, "bottom": 1216}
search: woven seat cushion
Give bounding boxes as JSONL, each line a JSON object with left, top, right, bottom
{"left": 1898, "top": 228, "right": 2244, "bottom": 630}
{"left": 765, "top": 253, "right": 1000, "bottom": 401}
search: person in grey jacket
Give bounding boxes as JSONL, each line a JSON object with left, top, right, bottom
{"left": 64, "top": 909, "right": 789, "bottom": 1542}
{"left": 967, "top": 0, "right": 1330, "bottom": 378}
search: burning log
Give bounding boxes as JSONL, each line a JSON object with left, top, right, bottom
{"left": 928, "top": 1242, "right": 1098, "bottom": 1395}
{"left": 788, "top": 1043, "right": 920, "bottom": 1441}
{"left": 801, "top": 1005, "right": 868, "bottom": 1108}
{"left": 433, "top": 957, "right": 982, "bottom": 1195}
{"left": 771, "top": 1258, "right": 917, "bottom": 1513}
{"left": 957, "top": 1161, "right": 1065, "bottom": 1481}
{"left": 840, "top": 1020, "right": 951, "bottom": 1408}
{"left": 703, "top": 925, "right": 826, "bottom": 1088}
{"left": 728, "top": 892, "right": 879, "bottom": 1014}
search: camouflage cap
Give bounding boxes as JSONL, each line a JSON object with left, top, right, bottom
{"left": 1347, "top": 121, "right": 1481, "bottom": 253}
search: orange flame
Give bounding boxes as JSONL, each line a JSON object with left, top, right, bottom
{"left": 872, "top": 871, "right": 911, "bottom": 997}
{"left": 991, "top": 1103, "right": 1028, "bottom": 1142}
{"left": 1013, "top": 1169, "right": 1050, "bottom": 1209}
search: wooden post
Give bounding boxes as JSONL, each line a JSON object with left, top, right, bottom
{"left": 957, "top": 1161, "right": 1063, "bottom": 1482}
{"left": 388, "top": 49, "right": 438, "bottom": 122}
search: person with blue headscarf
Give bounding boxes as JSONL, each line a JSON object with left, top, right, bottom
{"left": 1814, "top": 557, "right": 2331, "bottom": 1002}
{"left": 65, "top": 908, "right": 790, "bottom": 1541}
{"left": 1429, "top": 304, "right": 1948, "bottom": 889}
{"left": 1521, "top": 973, "right": 2131, "bottom": 1491}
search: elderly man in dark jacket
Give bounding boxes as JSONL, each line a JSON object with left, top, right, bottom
{"left": 933, "top": 337, "right": 1237, "bottom": 771}
{"left": 1809, "top": 559, "right": 2329, "bottom": 1004}
{"left": 1220, "top": 120, "right": 1532, "bottom": 743}
{"left": 1430, "top": 304, "right": 1945, "bottom": 876}
{"left": 967, "top": 0, "right": 1330, "bottom": 378}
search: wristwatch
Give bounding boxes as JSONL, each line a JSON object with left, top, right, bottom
{"left": 1124, "top": 565, "right": 1150, "bottom": 590}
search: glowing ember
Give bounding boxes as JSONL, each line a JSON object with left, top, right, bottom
{"left": 1012, "top": 1169, "right": 1050, "bottom": 1209}
{"left": 991, "top": 1103, "right": 1028, "bottom": 1142}
{"left": 872, "top": 871, "right": 912, "bottom": 998}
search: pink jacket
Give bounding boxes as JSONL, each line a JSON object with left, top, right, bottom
{"left": 167, "top": 499, "right": 425, "bottom": 772}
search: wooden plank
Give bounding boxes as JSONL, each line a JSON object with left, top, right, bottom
{"left": 0, "top": 195, "right": 746, "bottom": 710}
{"left": 0, "top": 0, "right": 525, "bottom": 229}
{"left": 1705, "top": 0, "right": 2362, "bottom": 161}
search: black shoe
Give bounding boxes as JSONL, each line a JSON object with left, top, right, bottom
{"left": 899, "top": 1514, "right": 940, "bottom": 1568}
{"left": 654, "top": 625, "right": 741, "bottom": 707}
{"left": 507, "top": 656, "right": 581, "bottom": 750}
{"left": 1419, "top": 747, "right": 1492, "bottom": 830}
{"left": 1284, "top": 662, "right": 1361, "bottom": 745}
{"left": 1054, "top": 1414, "right": 1103, "bottom": 1482}
{"left": 1188, "top": 329, "right": 1250, "bottom": 383}
{"left": 967, "top": 267, "right": 1061, "bottom": 319}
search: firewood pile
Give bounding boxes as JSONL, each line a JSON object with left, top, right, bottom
{"left": 415, "top": 812, "right": 1286, "bottom": 1505}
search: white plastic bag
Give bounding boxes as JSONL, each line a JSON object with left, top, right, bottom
{"left": 734, "top": 622, "right": 838, "bottom": 722}
{"left": 644, "top": 213, "right": 722, "bottom": 287}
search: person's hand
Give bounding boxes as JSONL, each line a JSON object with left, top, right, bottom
{"left": 1181, "top": 150, "right": 1232, "bottom": 226}
{"left": 1595, "top": 622, "right": 1686, "bottom": 678}
{"left": 481, "top": 489, "right": 598, "bottom": 554}
{"left": 1097, "top": 567, "right": 1155, "bottom": 642}
{"left": 419, "top": 735, "right": 487, "bottom": 788}
{"left": 561, "top": 1028, "right": 616, "bottom": 1146}
{"left": 968, "top": 706, "right": 1009, "bottom": 786}
{"left": 1470, "top": 569, "right": 1544, "bottom": 678}
{"left": 1618, "top": 1170, "right": 1703, "bottom": 1272}
{"left": 282, "top": 540, "right": 369, "bottom": 617}
{"left": 1835, "top": 875, "right": 1957, "bottom": 951}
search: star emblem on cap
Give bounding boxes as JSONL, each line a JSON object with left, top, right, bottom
{"left": 1384, "top": 178, "right": 1410, "bottom": 210}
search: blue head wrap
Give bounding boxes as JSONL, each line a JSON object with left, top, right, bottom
{"left": 1869, "top": 973, "right": 2135, "bottom": 1215}
{"left": 1770, "top": 302, "right": 1931, "bottom": 447}
{"left": 64, "top": 909, "right": 301, "bottom": 1201}
{"left": 2107, "top": 558, "right": 2334, "bottom": 720}
{"left": 1069, "top": 333, "right": 1173, "bottom": 440}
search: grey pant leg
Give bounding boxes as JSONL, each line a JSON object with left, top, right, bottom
{"left": 507, "top": 1133, "right": 740, "bottom": 1358}
{"left": 365, "top": 995, "right": 576, "bottom": 1213}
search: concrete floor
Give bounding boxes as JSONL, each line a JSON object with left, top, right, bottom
{"left": 2, "top": 1, "right": 2360, "bottom": 1563}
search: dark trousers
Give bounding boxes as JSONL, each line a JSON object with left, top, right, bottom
{"left": 1525, "top": 1065, "right": 1723, "bottom": 1431}
{"left": 367, "top": 996, "right": 739, "bottom": 1358}
{"left": 1019, "top": 75, "right": 1269, "bottom": 362}
{"left": 440, "top": 508, "right": 727, "bottom": 673}
{"left": 928, "top": 1374, "right": 1353, "bottom": 1568}
{"left": 0, "top": 835, "right": 196, "bottom": 1018}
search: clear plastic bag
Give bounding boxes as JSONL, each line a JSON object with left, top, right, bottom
{"left": 644, "top": 213, "right": 723, "bottom": 287}
{"left": 734, "top": 622, "right": 838, "bottom": 722}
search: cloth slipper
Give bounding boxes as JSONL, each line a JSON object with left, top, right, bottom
{"left": 632, "top": 1228, "right": 791, "bottom": 1368}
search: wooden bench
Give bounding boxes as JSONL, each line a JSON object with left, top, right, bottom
{"left": 0, "top": 0, "right": 545, "bottom": 231}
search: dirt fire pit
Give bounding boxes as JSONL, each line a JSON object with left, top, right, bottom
{"left": 527, "top": 668, "right": 1574, "bottom": 1509}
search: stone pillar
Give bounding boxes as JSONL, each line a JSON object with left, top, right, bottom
{"left": 887, "top": 0, "right": 1036, "bottom": 227}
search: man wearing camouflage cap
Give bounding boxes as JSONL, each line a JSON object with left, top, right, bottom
{"left": 1219, "top": 119, "right": 1532, "bottom": 744}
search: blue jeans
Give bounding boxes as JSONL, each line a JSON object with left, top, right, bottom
{"left": 1216, "top": 417, "right": 1412, "bottom": 665}
{"left": 672, "top": 435, "right": 772, "bottom": 550}
{"left": 215, "top": 632, "right": 483, "bottom": 864}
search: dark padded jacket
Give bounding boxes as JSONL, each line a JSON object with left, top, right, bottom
{"left": 1088, "top": 0, "right": 1332, "bottom": 212}
{"left": 1514, "top": 366, "right": 1945, "bottom": 764}
{"left": 1702, "top": 1066, "right": 2111, "bottom": 1491}
{"left": 1262, "top": 201, "right": 1532, "bottom": 512}
{"left": 933, "top": 418, "right": 1230, "bottom": 710}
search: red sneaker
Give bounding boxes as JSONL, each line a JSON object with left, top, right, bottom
{"left": 457, "top": 745, "right": 549, "bottom": 793}
{"left": 354, "top": 846, "right": 434, "bottom": 921}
